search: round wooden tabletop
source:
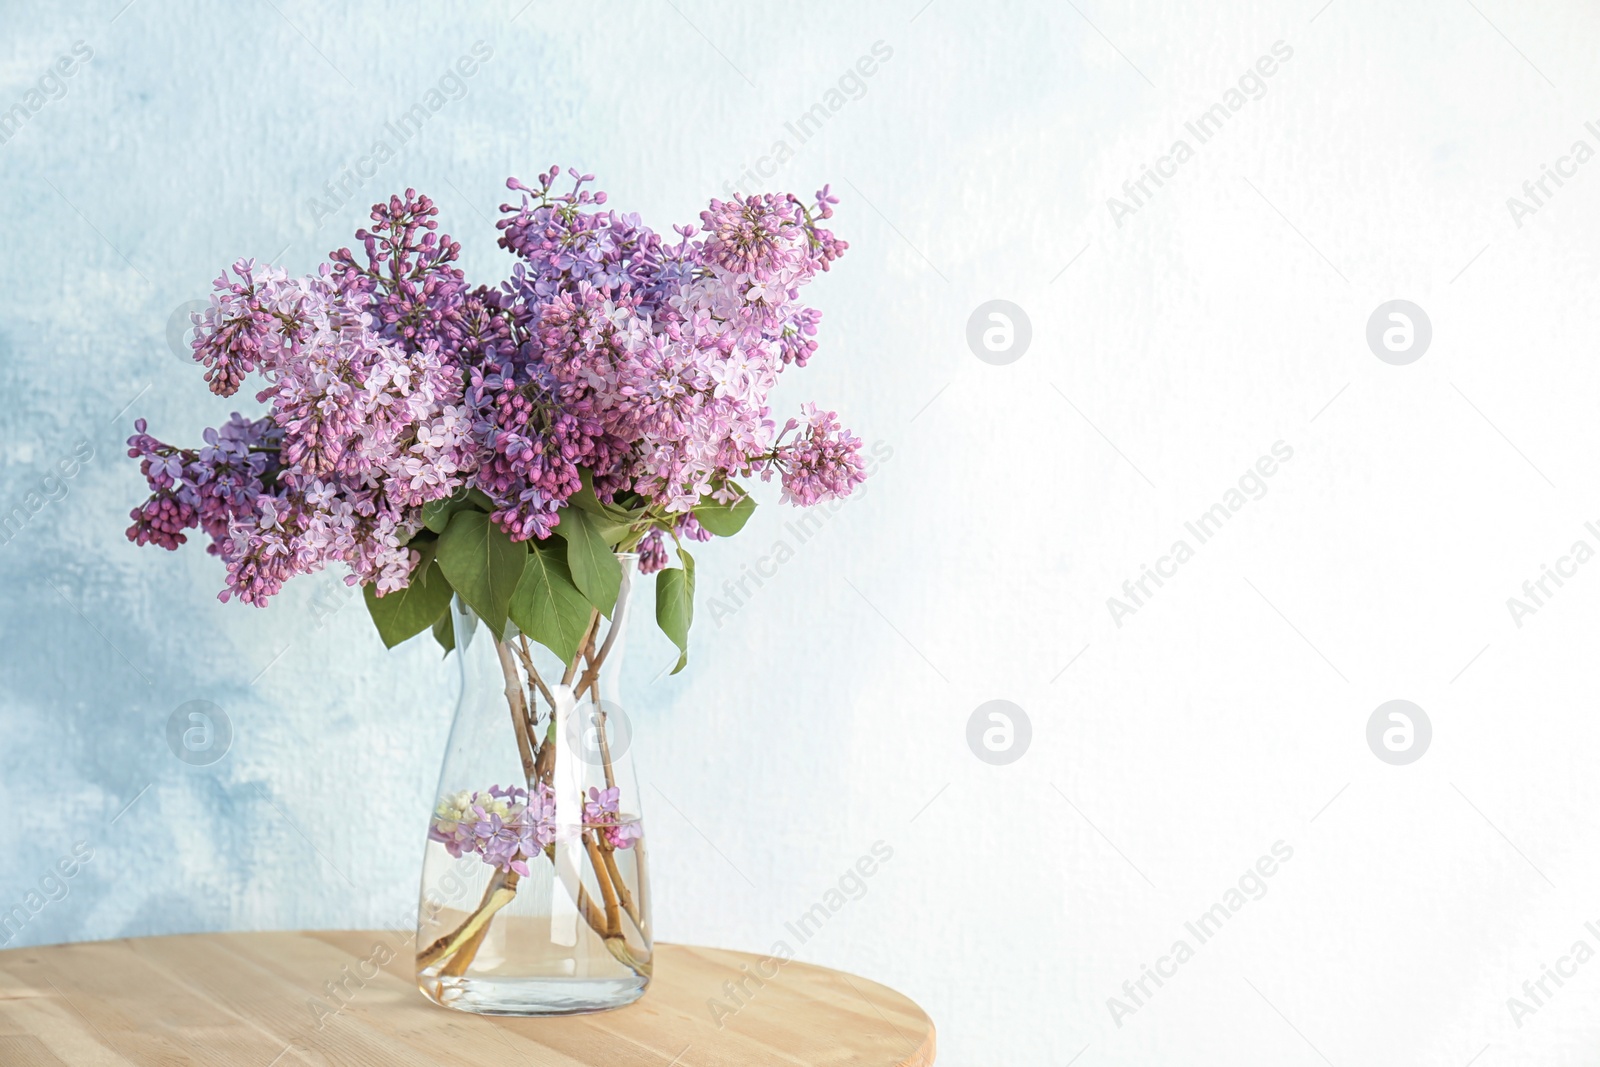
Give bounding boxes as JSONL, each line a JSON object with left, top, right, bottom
{"left": 0, "top": 931, "right": 935, "bottom": 1066}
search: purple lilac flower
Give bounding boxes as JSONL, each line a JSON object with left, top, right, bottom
{"left": 637, "top": 529, "right": 668, "bottom": 574}
{"left": 129, "top": 169, "right": 866, "bottom": 607}
{"left": 125, "top": 414, "right": 277, "bottom": 553}
{"left": 676, "top": 514, "right": 713, "bottom": 543}
{"left": 429, "top": 784, "right": 562, "bottom": 874}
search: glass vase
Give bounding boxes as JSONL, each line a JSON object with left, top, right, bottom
{"left": 415, "top": 553, "right": 651, "bottom": 1016}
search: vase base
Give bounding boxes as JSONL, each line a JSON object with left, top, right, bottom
{"left": 418, "top": 974, "right": 648, "bottom": 1016}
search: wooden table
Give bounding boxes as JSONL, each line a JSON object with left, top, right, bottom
{"left": 0, "top": 931, "right": 935, "bottom": 1066}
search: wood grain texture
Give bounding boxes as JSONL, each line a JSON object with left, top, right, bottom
{"left": 0, "top": 933, "right": 935, "bottom": 1066}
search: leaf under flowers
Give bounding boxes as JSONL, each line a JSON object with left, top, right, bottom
{"left": 364, "top": 554, "right": 454, "bottom": 649}
{"left": 435, "top": 510, "right": 526, "bottom": 640}
{"left": 509, "top": 537, "right": 593, "bottom": 664}
{"left": 431, "top": 610, "right": 455, "bottom": 656}
{"left": 692, "top": 485, "right": 755, "bottom": 537}
{"left": 422, "top": 486, "right": 496, "bottom": 534}
{"left": 555, "top": 507, "right": 622, "bottom": 617}
{"left": 656, "top": 547, "right": 695, "bottom": 675}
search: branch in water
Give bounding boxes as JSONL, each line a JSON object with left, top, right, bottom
{"left": 416, "top": 869, "right": 517, "bottom": 970}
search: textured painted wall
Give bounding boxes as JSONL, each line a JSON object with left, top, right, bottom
{"left": 4, "top": 1, "right": 1600, "bottom": 1064}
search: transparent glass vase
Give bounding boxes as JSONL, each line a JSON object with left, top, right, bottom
{"left": 415, "top": 553, "right": 651, "bottom": 1016}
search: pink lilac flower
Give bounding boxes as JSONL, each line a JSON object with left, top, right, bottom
{"left": 329, "top": 190, "right": 468, "bottom": 357}
{"left": 698, "top": 194, "right": 805, "bottom": 277}
{"left": 189, "top": 260, "right": 293, "bottom": 397}
{"left": 583, "top": 785, "right": 640, "bottom": 850}
{"left": 769, "top": 404, "right": 868, "bottom": 507}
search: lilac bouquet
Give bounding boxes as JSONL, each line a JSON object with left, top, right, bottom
{"left": 125, "top": 170, "right": 868, "bottom": 1007}
{"left": 125, "top": 169, "right": 865, "bottom": 668}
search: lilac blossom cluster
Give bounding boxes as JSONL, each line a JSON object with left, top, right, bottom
{"left": 429, "top": 785, "right": 560, "bottom": 878}
{"left": 429, "top": 784, "right": 639, "bottom": 876}
{"left": 127, "top": 171, "right": 865, "bottom": 606}
{"left": 584, "top": 786, "right": 641, "bottom": 851}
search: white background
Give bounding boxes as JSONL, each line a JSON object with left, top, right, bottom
{"left": 3, "top": 1, "right": 1600, "bottom": 1064}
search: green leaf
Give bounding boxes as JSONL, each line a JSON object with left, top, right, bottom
{"left": 509, "top": 538, "right": 595, "bottom": 664}
{"left": 693, "top": 485, "right": 756, "bottom": 537}
{"left": 434, "top": 510, "right": 527, "bottom": 639}
{"left": 571, "top": 470, "right": 648, "bottom": 537}
{"left": 566, "top": 471, "right": 643, "bottom": 546}
{"left": 422, "top": 486, "right": 499, "bottom": 534}
{"left": 364, "top": 557, "right": 455, "bottom": 649}
{"left": 597, "top": 514, "right": 639, "bottom": 543}
{"left": 555, "top": 507, "right": 622, "bottom": 616}
{"left": 421, "top": 491, "right": 468, "bottom": 535}
{"left": 656, "top": 547, "right": 695, "bottom": 675}
{"left": 431, "top": 609, "right": 455, "bottom": 656}
{"left": 570, "top": 469, "right": 630, "bottom": 521}
{"left": 421, "top": 499, "right": 455, "bottom": 534}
